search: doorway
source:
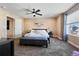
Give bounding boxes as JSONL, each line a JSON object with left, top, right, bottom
{"left": 7, "top": 16, "right": 15, "bottom": 38}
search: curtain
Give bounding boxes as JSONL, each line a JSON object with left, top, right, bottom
{"left": 63, "top": 14, "right": 68, "bottom": 41}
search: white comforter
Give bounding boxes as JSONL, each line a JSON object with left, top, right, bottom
{"left": 24, "top": 30, "right": 49, "bottom": 39}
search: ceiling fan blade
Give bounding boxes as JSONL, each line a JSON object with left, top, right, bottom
{"left": 24, "top": 9, "right": 32, "bottom": 12}
{"left": 32, "top": 8, "right": 36, "bottom": 13}
{"left": 36, "top": 13, "right": 42, "bottom": 16}
{"left": 25, "top": 12, "right": 33, "bottom": 15}
{"left": 36, "top": 9, "right": 40, "bottom": 12}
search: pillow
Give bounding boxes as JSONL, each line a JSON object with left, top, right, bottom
{"left": 31, "top": 30, "right": 39, "bottom": 33}
{"left": 31, "top": 30, "right": 47, "bottom": 34}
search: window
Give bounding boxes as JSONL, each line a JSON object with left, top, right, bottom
{"left": 67, "top": 10, "right": 79, "bottom": 36}
{"left": 67, "top": 22, "right": 79, "bottom": 36}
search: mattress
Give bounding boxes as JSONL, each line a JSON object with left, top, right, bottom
{"left": 24, "top": 30, "right": 49, "bottom": 40}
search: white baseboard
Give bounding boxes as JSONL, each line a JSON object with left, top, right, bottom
{"left": 56, "top": 36, "right": 62, "bottom": 40}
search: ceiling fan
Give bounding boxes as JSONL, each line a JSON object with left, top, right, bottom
{"left": 24, "top": 8, "right": 42, "bottom": 17}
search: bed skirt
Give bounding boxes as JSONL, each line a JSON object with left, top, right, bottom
{"left": 20, "top": 37, "right": 50, "bottom": 48}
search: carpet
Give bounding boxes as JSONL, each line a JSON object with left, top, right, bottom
{"left": 14, "top": 38, "right": 78, "bottom": 56}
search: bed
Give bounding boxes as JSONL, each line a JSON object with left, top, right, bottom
{"left": 20, "top": 29, "right": 50, "bottom": 48}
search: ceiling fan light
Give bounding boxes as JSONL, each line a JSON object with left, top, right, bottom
{"left": 33, "top": 15, "right": 36, "bottom": 17}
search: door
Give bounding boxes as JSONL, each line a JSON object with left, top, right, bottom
{"left": 7, "top": 16, "right": 15, "bottom": 38}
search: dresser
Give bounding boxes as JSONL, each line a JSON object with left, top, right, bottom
{"left": 0, "top": 38, "right": 14, "bottom": 56}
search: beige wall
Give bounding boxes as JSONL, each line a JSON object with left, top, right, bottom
{"left": 23, "top": 18, "right": 57, "bottom": 37}
{"left": 0, "top": 8, "right": 8, "bottom": 39}
{"left": 56, "top": 14, "right": 64, "bottom": 39}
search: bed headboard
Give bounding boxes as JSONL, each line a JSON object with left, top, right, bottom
{"left": 32, "top": 28, "right": 48, "bottom": 32}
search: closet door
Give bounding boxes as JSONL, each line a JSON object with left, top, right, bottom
{"left": 7, "top": 17, "right": 15, "bottom": 38}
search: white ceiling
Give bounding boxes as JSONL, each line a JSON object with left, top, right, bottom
{"left": 0, "top": 3, "right": 75, "bottom": 18}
